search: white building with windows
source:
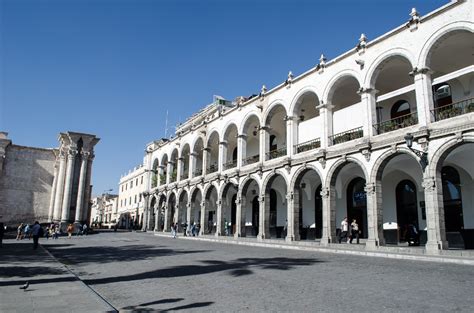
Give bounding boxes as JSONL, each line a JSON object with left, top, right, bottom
{"left": 90, "top": 193, "right": 118, "bottom": 227}
{"left": 117, "top": 164, "right": 148, "bottom": 229}
{"left": 128, "top": 0, "right": 474, "bottom": 254}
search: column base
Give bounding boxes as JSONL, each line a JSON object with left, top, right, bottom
{"left": 257, "top": 233, "right": 266, "bottom": 241}
{"left": 425, "top": 240, "right": 448, "bottom": 255}
{"left": 320, "top": 235, "right": 336, "bottom": 246}
{"left": 365, "top": 239, "right": 380, "bottom": 251}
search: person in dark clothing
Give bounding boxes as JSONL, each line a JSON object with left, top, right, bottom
{"left": 31, "top": 221, "right": 42, "bottom": 250}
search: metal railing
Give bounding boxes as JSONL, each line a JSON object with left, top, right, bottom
{"left": 207, "top": 163, "right": 218, "bottom": 174}
{"left": 373, "top": 111, "right": 418, "bottom": 135}
{"left": 266, "top": 147, "right": 287, "bottom": 160}
{"left": 193, "top": 169, "right": 203, "bottom": 177}
{"left": 223, "top": 159, "right": 237, "bottom": 170}
{"left": 431, "top": 97, "right": 474, "bottom": 122}
{"left": 170, "top": 170, "right": 177, "bottom": 183}
{"left": 242, "top": 154, "right": 259, "bottom": 166}
{"left": 329, "top": 127, "right": 363, "bottom": 145}
{"left": 181, "top": 171, "right": 189, "bottom": 180}
{"left": 159, "top": 174, "right": 166, "bottom": 185}
{"left": 294, "top": 138, "right": 321, "bottom": 154}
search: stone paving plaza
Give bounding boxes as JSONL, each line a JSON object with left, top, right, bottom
{"left": 1, "top": 232, "right": 474, "bottom": 312}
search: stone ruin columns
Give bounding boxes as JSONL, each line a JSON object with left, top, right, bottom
{"left": 48, "top": 132, "right": 99, "bottom": 230}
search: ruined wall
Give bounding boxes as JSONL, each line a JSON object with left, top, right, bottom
{"left": 0, "top": 144, "right": 56, "bottom": 225}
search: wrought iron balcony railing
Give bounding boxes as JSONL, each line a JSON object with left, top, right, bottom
{"left": 374, "top": 111, "right": 418, "bottom": 135}
{"left": 207, "top": 163, "right": 218, "bottom": 174}
{"left": 193, "top": 168, "right": 203, "bottom": 177}
{"left": 294, "top": 138, "right": 321, "bottom": 154}
{"left": 242, "top": 154, "right": 259, "bottom": 166}
{"left": 330, "top": 127, "right": 363, "bottom": 145}
{"left": 223, "top": 159, "right": 237, "bottom": 170}
{"left": 431, "top": 97, "right": 474, "bottom": 122}
{"left": 266, "top": 147, "right": 287, "bottom": 160}
{"left": 181, "top": 171, "right": 189, "bottom": 180}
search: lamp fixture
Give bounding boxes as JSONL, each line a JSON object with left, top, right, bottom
{"left": 404, "top": 133, "right": 428, "bottom": 166}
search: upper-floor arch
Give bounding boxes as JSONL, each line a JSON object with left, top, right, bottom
{"left": 365, "top": 48, "right": 416, "bottom": 89}
{"left": 239, "top": 111, "right": 262, "bottom": 136}
{"left": 418, "top": 21, "right": 474, "bottom": 70}
{"left": 322, "top": 69, "right": 362, "bottom": 106}
{"left": 289, "top": 86, "right": 321, "bottom": 117}
{"left": 263, "top": 99, "right": 288, "bottom": 125}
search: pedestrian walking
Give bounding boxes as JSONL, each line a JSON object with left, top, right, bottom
{"left": 191, "top": 223, "right": 196, "bottom": 236}
{"left": 31, "top": 221, "right": 42, "bottom": 250}
{"left": 76, "top": 223, "right": 83, "bottom": 236}
{"left": 172, "top": 223, "right": 177, "bottom": 238}
{"left": 339, "top": 217, "right": 349, "bottom": 244}
{"left": 350, "top": 219, "right": 360, "bottom": 244}
{"left": 45, "top": 227, "right": 50, "bottom": 240}
{"left": 67, "top": 224, "right": 74, "bottom": 239}
{"left": 183, "top": 222, "right": 187, "bottom": 237}
{"left": 16, "top": 223, "right": 23, "bottom": 240}
{"left": 82, "top": 224, "right": 88, "bottom": 236}
{"left": 24, "top": 224, "right": 31, "bottom": 240}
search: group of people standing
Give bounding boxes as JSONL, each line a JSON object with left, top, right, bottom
{"left": 339, "top": 217, "right": 360, "bottom": 244}
{"left": 16, "top": 221, "right": 44, "bottom": 249}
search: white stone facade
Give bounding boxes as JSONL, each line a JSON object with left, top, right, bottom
{"left": 90, "top": 193, "right": 118, "bottom": 228}
{"left": 117, "top": 165, "right": 148, "bottom": 229}
{"left": 130, "top": 0, "right": 473, "bottom": 254}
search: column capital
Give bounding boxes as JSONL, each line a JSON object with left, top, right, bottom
{"left": 258, "top": 195, "right": 265, "bottom": 203}
{"left": 316, "top": 101, "right": 334, "bottom": 111}
{"left": 219, "top": 141, "right": 228, "bottom": 147}
{"left": 357, "top": 87, "right": 377, "bottom": 95}
{"left": 286, "top": 192, "right": 294, "bottom": 200}
{"left": 237, "top": 134, "right": 247, "bottom": 139}
{"left": 284, "top": 115, "right": 296, "bottom": 122}
{"left": 409, "top": 67, "right": 432, "bottom": 77}
{"left": 67, "top": 149, "right": 78, "bottom": 159}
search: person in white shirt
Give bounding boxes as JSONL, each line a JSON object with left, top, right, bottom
{"left": 339, "top": 217, "right": 349, "bottom": 243}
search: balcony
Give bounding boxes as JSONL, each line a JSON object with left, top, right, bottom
{"left": 294, "top": 138, "right": 321, "bottom": 154}
{"left": 431, "top": 98, "right": 474, "bottom": 122}
{"left": 330, "top": 127, "right": 363, "bottom": 145}
{"left": 223, "top": 159, "right": 237, "bottom": 170}
{"left": 170, "top": 170, "right": 177, "bottom": 183}
{"left": 193, "top": 169, "right": 203, "bottom": 177}
{"left": 374, "top": 112, "right": 418, "bottom": 135}
{"left": 242, "top": 154, "right": 259, "bottom": 166}
{"left": 159, "top": 174, "right": 166, "bottom": 185}
{"left": 266, "top": 147, "right": 287, "bottom": 160}
{"left": 207, "top": 163, "right": 218, "bottom": 174}
{"left": 181, "top": 171, "right": 189, "bottom": 180}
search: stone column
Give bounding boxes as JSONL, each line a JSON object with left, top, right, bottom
{"left": 82, "top": 153, "right": 94, "bottom": 222}
{"left": 285, "top": 116, "right": 295, "bottom": 157}
{"left": 74, "top": 151, "right": 90, "bottom": 223}
{"left": 237, "top": 134, "right": 246, "bottom": 168}
{"left": 53, "top": 150, "right": 67, "bottom": 222}
{"left": 413, "top": 68, "right": 434, "bottom": 127}
{"left": 186, "top": 202, "right": 192, "bottom": 230}
{"left": 216, "top": 199, "right": 223, "bottom": 236}
{"left": 316, "top": 102, "right": 333, "bottom": 148}
{"left": 219, "top": 141, "right": 227, "bottom": 173}
{"left": 166, "top": 162, "right": 173, "bottom": 185}
{"left": 202, "top": 148, "right": 209, "bottom": 176}
{"left": 199, "top": 200, "right": 206, "bottom": 236}
{"left": 141, "top": 193, "right": 149, "bottom": 231}
{"left": 423, "top": 176, "right": 448, "bottom": 254}
{"left": 365, "top": 182, "right": 384, "bottom": 250}
{"left": 257, "top": 195, "right": 269, "bottom": 240}
{"left": 189, "top": 153, "right": 196, "bottom": 178}
{"left": 286, "top": 192, "right": 298, "bottom": 241}
{"left": 154, "top": 202, "right": 160, "bottom": 231}
{"left": 359, "top": 89, "right": 377, "bottom": 137}
{"left": 61, "top": 149, "right": 77, "bottom": 223}
{"left": 48, "top": 163, "right": 59, "bottom": 222}
{"left": 177, "top": 157, "right": 183, "bottom": 182}
{"left": 320, "top": 186, "right": 337, "bottom": 245}
{"left": 259, "top": 127, "right": 267, "bottom": 162}
{"left": 235, "top": 196, "right": 244, "bottom": 238}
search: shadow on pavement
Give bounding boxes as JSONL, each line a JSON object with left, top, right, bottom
{"left": 43, "top": 244, "right": 213, "bottom": 265}
{"left": 121, "top": 298, "right": 214, "bottom": 312}
{"left": 83, "top": 256, "right": 322, "bottom": 285}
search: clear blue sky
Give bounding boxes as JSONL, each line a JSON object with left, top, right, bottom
{"left": 0, "top": 0, "right": 447, "bottom": 196}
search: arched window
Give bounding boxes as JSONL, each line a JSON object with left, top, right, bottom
{"left": 346, "top": 177, "right": 367, "bottom": 238}
{"left": 390, "top": 100, "right": 411, "bottom": 119}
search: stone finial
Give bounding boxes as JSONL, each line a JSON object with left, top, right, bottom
{"left": 357, "top": 33, "right": 367, "bottom": 55}
{"left": 317, "top": 54, "right": 327, "bottom": 73}
{"left": 259, "top": 85, "right": 267, "bottom": 99}
{"left": 407, "top": 7, "right": 420, "bottom": 31}
{"left": 285, "top": 71, "right": 294, "bottom": 87}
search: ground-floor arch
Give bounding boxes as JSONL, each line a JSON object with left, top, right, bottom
{"left": 202, "top": 185, "right": 218, "bottom": 235}
{"left": 221, "top": 182, "right": 238, "bottom": 236}
{"left": 291, "top": 167, "right": 323, "bottom": 241}
{"left": 263, "top": 173, "right": 288, "bottom": 239}
{"left": 239, "top": 177, "right": 260, "bottom": 237}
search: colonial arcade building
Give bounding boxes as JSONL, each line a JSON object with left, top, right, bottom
{"left": 130, "top": 0, "right": 474, "bottom": 254}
